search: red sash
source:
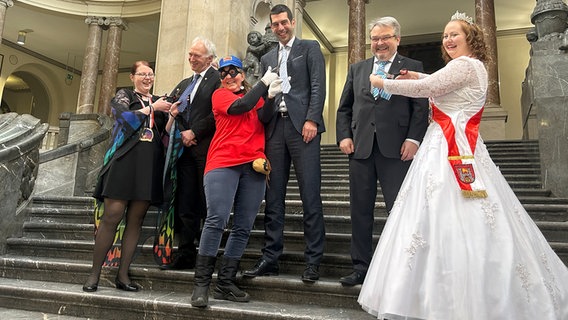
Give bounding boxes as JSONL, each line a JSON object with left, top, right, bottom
{"left": 431, "top": 102, "right": 487, "bottom": 198}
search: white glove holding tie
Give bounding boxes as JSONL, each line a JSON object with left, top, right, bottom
{"left": 268, "top": 78, "right": 283, "bottom": 99}
{"left": 260, "top": 66, "right": 279, "bottom": 86}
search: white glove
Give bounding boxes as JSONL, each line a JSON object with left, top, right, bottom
{"left": 260, "top": 66, "right": 279, "bottom": 86}
{"left": 268, "top": 78, "right": 283, "bottom": 98}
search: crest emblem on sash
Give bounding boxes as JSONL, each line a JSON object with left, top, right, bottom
{"left": 453, "top": 163, "right": 475, "bottom": 184}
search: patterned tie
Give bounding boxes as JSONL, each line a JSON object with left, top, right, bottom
{"left": 177, "top": 74, "right": 201, "bottom": 113}
{"left": 371, "top": 61, "right": 392, "bottom": 100}
{"left": 279, "top": 45, "right": 290, "bottom": 94}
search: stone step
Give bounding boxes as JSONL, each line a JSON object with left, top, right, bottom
{"left": 4, "top": 235, "right": 566, "bottom": 316}
{"left": 0, "top": 276, "right": 374, "bottom": 320}
{"left": 0, "top": 249, "right": 353, "bottom": 292}
{"left": 0, "top": 307, "right": 89, "bottom": 320}
{"left": 317, "top": 157, "right": 542, "bottom": 165}
{"left": 284, "top": 191, "right": 568, "bottom": 204}
{"left": 312, "top": 173, "right": 542, "bottom": 182}
{"left": 276, "top": 199, "right": 568, "bottom": 219}
{"left": 21, "top": 206, "right": 568, "bottom": 252}
{"left": 28, "top": 195, "right": 567, "bottom": 221}
{"left": 289, "top": 179, "right": 543, "bottom": 189}
{"left": 318, "top": 167, "right": 542, "bottom": 175}
{"left": 3, "top": 236, "right": 353, "bottom": 278}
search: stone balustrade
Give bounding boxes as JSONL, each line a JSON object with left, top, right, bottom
{"left": 0, "top": 112, "right": 48, "bottom": 253}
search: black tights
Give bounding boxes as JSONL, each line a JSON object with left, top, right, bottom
{"left": 85, "top": 198, "right": 149, "bottom": 286}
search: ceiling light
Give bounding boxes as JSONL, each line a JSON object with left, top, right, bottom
{"left": 17, "top": 31, "right": 26, "bottom": 45}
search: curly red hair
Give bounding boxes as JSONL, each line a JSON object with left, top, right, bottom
{"left": 441, "top": 20, "right": 488, "bottom": 64}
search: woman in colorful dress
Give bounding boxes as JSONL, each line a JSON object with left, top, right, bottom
{"left": 83, "top": 61, "right": 172, "bottom": 292}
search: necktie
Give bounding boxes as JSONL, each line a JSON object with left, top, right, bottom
{"left": 371, "top": 61, "right": 392, "bottom": 100}
{"left": 178, "top": 74, "right": 201, "bottom": 113}
{"left": 279, "top": 46, "right": 290, "bottom": 94}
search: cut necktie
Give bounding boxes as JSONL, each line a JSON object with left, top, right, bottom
{"left": 371, "top": 60, "right": 392, "bottom": 100}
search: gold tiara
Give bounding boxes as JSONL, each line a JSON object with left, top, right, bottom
{"left": 451, "top": 11, "right": 473, "bottom": 24}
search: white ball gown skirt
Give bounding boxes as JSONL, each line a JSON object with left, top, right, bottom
{"left": 358, "top": 126, "right": 568, "bottom": 320}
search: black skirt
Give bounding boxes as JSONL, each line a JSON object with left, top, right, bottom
{"left": 93, "top": 128, "right": 165, "bottom": 205}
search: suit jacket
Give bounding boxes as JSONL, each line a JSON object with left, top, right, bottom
{"left": 169, "top": 66, "right": 220, "bottom": 157}
{"left": 336, "top": 54, "right": 429, "bottom": 159}
{"left": 260, "top": 38, "right": 326, "bottom": 139}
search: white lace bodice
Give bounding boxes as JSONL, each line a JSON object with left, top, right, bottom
{"left": 383, "top": 56, "right": 488, "bottom": 118}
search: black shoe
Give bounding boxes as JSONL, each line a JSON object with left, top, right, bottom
{"left": 160, "top": 254, "right": 196, "bottom": 270}
{"left": 82, "top": 282, "right": 98, "bottom": 292}
{"left": 339, "top": 270, "right": 366, "bottom": 286}
{"left": 301, "top": 264, "right": 319, "bottom": 283}
{"left": 115, "top": 278, "right": 140, "bottom": 292}
{"left": 242, "top": 258, "right": 279, "bottom": 278}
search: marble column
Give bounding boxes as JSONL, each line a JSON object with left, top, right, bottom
{"left": 76, "top": 16, "right": 105, "bottom": 114}
{"left": 347, "top": 0, "right": 368, "bottom": 65}
{"left": 294, "top": 0, "right": 305, "bottom": 38}
{"left": 98, "top": 17, "right": 127, "bottom": 116}
{"left": 474, "top": 0, "right": 507, "bottom": 140}
{"left": 0, "top": 0, "right": 13, "bottom": 42}
{"left": 153, "top": 0, "right": 249, "bottom": 95}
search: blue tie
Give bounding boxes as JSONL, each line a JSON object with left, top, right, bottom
{"left": 371, "top": 61, "right": 392, "bottom": 100}
{"left": 178, "top": 74, "right": 201, "bottom": 113}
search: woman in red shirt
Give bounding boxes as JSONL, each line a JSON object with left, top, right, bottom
{"left": 190, "top": 55, "right": 282, "bottom": 308}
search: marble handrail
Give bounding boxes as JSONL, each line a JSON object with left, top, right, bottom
{"left": 0, "top": 112, "right": 48, "bottom": 254}
{"left": 34, "top": 113, "right": 112, "bottom": 197}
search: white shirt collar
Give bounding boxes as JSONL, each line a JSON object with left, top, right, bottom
{"left": 373, "top": 52, "right": 397, "bottom": 64}
{"left": 280, "top": 36, "right": 296, "bottom": 50}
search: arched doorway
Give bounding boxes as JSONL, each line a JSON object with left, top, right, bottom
{"left": 1, "top": 71, "right": 50, "bottom": 123}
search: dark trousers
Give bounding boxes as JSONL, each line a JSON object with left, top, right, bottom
{"left": 348, "top": 139, "right": 410, "bottom": 272}
{"left": 176, "top": 147, "right": 207, "bottom": 256}
{"left": 199, "top": 164, "right": 266, "bottom": 258}
{"left": 262, "top": 115, "right": 326, "bottom": 265}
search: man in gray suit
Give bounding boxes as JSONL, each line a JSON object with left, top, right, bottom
{"left": 336, "top": 16, "right": 429, "bottom": 286}
{"left": 243, "top": 4, "right": 326, "bottom": 283}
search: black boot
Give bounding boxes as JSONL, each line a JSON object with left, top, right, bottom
{"left": 213, "top": 256, "right": 250, "bottom": 302}
{"left": 191, "top": 254, "right": 217, "bottom": 308}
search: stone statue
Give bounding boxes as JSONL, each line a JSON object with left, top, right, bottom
{"left": 243, "top": 24, "right": 280, "bottom": 85}
{"left": 262, "top": 22, "right": 279, "bottom": 54}
{"left": 243, "top": 31, "right": 266, "bottom": 85}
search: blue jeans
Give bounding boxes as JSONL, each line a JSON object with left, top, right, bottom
{"left": 199, "top": 163, "right": 266, "bottom": 259}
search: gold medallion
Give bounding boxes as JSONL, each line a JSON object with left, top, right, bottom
{"left": 139, "top": 128, "right": 154, "bottom": 142}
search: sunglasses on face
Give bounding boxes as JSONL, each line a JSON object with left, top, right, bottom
{"left": 219, "top": 67, "right": 241, "bottom": 79}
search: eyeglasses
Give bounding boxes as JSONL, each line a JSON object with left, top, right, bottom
{"left": 134, "top": 73, "right": 155, "bottom": 78}
{"left": 219, "top": 68, "right": 241, "bottom": 79}
{"left": 370, "top": 35, "right": 397, "bottom": 43}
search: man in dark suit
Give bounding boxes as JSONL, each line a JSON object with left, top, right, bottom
{"left": 160, "top": 36, "right": 220, "bottom": 270}
{"left": 336, "top": 17, "right": 429, "bottom": 286}
{"left": 242, "top": 4, "right": 326, "bottom": 283}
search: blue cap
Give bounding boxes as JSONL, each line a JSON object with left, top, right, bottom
{"left": 218, "top": 55, "right": 243, "bottom": 69}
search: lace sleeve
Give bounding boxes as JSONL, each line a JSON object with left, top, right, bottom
{"left": 383, "top": 57, "right": 478, "bottom": 98}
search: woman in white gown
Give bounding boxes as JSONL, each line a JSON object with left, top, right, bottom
{"left": 361, "top": 12, "right": 568, "bottom": 320}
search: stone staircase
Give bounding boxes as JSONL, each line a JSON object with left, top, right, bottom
{"left": 0, "top": 140, "right": 567, "bottom": 319}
